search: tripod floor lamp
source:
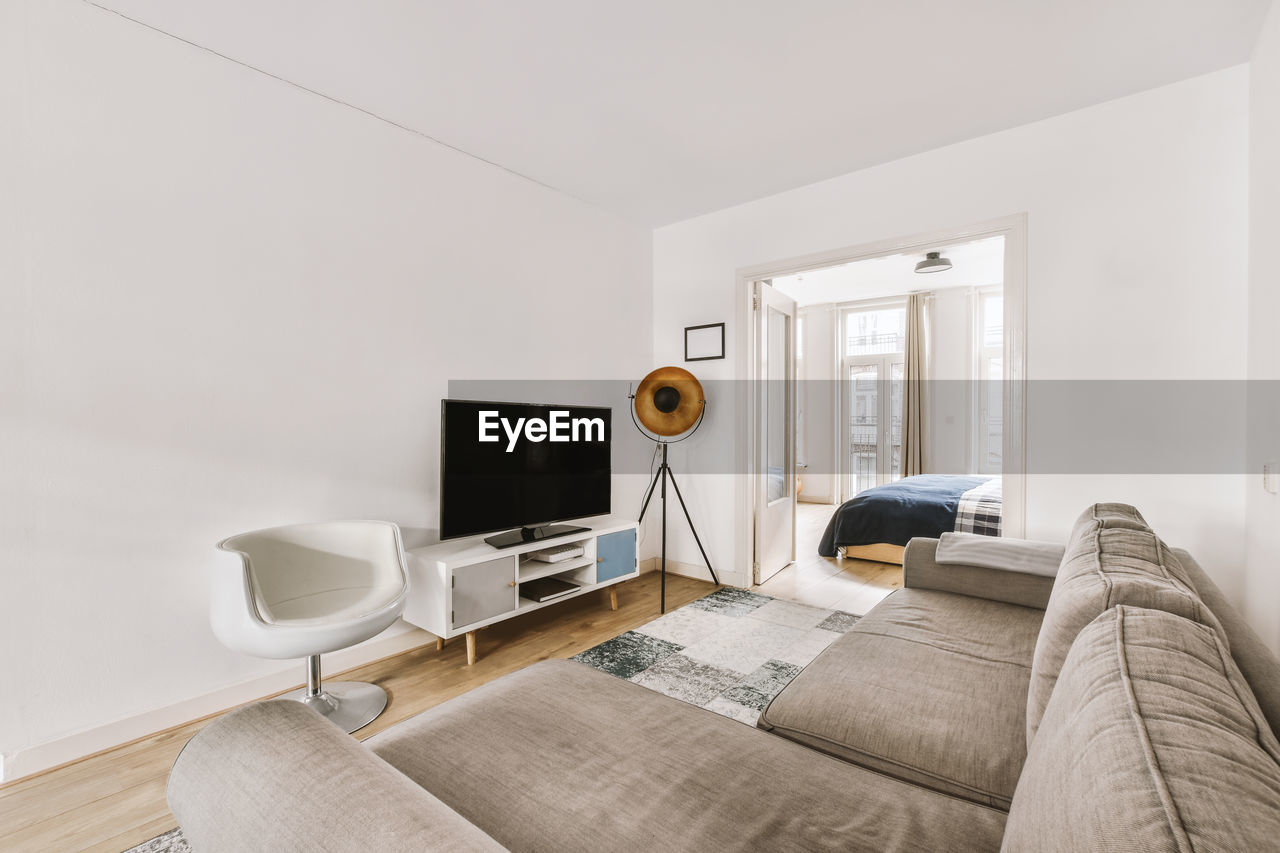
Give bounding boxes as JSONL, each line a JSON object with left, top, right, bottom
{"left": 630, "top": 366, "right": 719, "bottom": 613}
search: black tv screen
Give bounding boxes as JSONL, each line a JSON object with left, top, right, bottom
{"left": 440, "top": 400, "right": 612, "bottom": 541}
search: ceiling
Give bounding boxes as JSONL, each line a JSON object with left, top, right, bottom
{"left": 773, "top": 236, "right": 1005, "bottom": 307}
{"left": 96, "top": 0, "right": 1271, "bottom": 226}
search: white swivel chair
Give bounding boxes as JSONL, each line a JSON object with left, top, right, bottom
{"left": 214, "top": 520, "right": 409, "bottom": 733}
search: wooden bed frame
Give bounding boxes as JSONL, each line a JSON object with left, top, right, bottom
{"left": 839, "top": 543, "right": 906, "bottom": 565}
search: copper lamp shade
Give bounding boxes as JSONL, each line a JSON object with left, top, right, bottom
{"left": 633, "top": 366, "right": 705, "bottom": 437}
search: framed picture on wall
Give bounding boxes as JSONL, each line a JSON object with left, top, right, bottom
{"left": 684, "top": 322, "right": 725, "bottom": 361}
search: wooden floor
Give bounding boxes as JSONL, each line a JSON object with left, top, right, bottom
{"left": 0, "top": 572, "right": 716, "bottom": 853}
{"left": 0, "top": 508, "right": 900, "bottom": 853}
{"left": 754, "top": 502, "right": 903, "bottom": 615}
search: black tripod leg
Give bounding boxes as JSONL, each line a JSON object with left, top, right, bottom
{"left": 665, "top": 467, "right": 720, "bottom": 586}
{"left": 637, "top": 464, "right": 662, "bottom": 524}
{"left": 660, "top": 465, "right": 667, "bottom": 613}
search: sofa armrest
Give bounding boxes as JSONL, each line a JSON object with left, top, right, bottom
{"left": 903, "top": 537, "right": 1056, "bottom": 610}
{"left": 1173, "top": 548, "right": 1280, "bottom": 741}
{"left": 168, "top": 700, "right": 503, "bottom": 853}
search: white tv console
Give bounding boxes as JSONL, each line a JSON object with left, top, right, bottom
{"left": 402, "top": 516, "right": 639, "bottom": 665}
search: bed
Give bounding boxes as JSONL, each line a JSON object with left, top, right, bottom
{"left": 817, "top": 474, "right": 1002, "bottom": 563}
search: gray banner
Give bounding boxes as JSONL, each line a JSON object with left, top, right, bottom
{"left": 446, "top": 379, "right": 1278, "bottom": 475}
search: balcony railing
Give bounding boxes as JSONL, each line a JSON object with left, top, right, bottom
{"left": 846, "top": 332, "right": 904, "bottom": 356}
{"left": 849, "top": 418, "right": 903, "bottom": 494}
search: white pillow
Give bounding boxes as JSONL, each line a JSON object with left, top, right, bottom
{"left": 935, "top": 532, "right": 1064, "bottom": 578}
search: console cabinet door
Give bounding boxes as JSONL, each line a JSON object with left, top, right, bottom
{"left": 596, "top": 529, "right": 637, "bottom": 583}
{"left": 452, "top": 556, "right": 516, "bottom": 629}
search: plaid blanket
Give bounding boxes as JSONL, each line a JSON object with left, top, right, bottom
{"left": 955, "top": 477, "right": 1002, "bottom": 536}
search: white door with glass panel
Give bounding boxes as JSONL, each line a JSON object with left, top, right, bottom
{"left": 841, "top": 303, "right": 906, "bottom": 501}
{"left": 975, "top": 287, "right": 1003, "bottom": 474}
{"left": 754, "top": 281, "right": 797, "bottom": 584}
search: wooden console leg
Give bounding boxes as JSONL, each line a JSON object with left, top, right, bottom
{"left": 609, "top": 586, "right": 619, "bottom": 611}
{"left": 435, "top": 636, "right": 444, "bottom": 652}
{"left": 466, "top": 631, "right": 477, "bottom": 666}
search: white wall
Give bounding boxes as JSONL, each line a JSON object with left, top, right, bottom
{"left": 653, "top": 67, "right": 1250, "bottom": 596}
{"left": 1246, "top": 1, "right": 1280, "bottom": 655}
{"left": 0, "top": 0, "right": 653, "bottom": 780}
{"left": 928, "top": 287, "right": 977, "bottom": 474}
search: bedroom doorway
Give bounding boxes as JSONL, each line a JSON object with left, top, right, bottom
{"left": 734, "top": 215, "right": 1026, "bottom": 588}
{"left": 775, "top": 235, "right": 1013, "bottom": 510}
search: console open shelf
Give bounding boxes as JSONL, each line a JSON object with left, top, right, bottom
{"left": 402, "top": 517, "right": 638, "bottom": 665}
{"left": 518, "top": 553, "right": 596, "bottom": 583}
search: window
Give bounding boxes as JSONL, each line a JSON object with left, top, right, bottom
{"left": 765, "top": 306, "right": 790, "bottom": 502}
{"left": 842, "top": 302, "right": 906, "bottom": 498}
{"left": 846, "top": 307, "right": 906, "bottom": 356}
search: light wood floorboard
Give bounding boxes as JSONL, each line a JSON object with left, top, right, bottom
{"left": 0, "top": 573, "right": 715, "bottom": 853}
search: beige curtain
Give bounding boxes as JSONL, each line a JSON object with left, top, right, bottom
{"left": 901, "top": 292, "right": 928, "bottom": 478}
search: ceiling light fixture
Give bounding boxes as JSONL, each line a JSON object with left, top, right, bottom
{"left": 914, "top": 251, "right": 952, "bottom": 274}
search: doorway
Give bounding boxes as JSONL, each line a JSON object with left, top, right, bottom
{"left": 734, "top": 215, "right": 1027, "bottom": 589}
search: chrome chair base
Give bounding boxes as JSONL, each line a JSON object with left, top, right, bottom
{"left": 282, "top": 681, "right": 388, "bottom": 733}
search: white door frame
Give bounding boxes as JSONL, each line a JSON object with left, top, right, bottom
{"left": 734, "top": 214, "right": 1028, "bottom": 586}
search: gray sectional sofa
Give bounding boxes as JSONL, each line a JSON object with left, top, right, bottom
{"left": 168, "top": 504, "right": 1280, "bottom": 851}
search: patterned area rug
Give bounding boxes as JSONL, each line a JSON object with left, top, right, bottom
{"left": 572, "top": 588, "right": 859, "bottom": 725}
{"left": 125, "top": 589, "right": 857, "bottom": 852}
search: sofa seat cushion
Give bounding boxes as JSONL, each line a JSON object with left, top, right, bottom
{"left": 1026, "top": 503, "right": 1224, "bottom": 743}
{"left": 367, "top": 659, "right": 1007, "bottom": 853}
{"left": 758, "top": 588, "right": 1044, "bottom": 810}
{"left": 1003, "top": 606, "right": 1280, "bottom": 852}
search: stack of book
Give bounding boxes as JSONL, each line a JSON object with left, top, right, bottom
{"left": 518, "top": 576, "right": 580, "bottom": 603}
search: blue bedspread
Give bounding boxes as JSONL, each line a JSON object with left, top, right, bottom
{"left": 817, "top": 475, "right": 993, "bottom": 556}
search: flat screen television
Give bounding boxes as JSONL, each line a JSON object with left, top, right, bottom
{"left": 440, "top": 399, "right": 612, "bottom": 548}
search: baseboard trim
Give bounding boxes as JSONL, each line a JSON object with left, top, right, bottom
{"left": 1, "top": 625, "right": 437, "bottom": 784}
{"left": 639, "top": 556, "right": 746, "bottom": 589}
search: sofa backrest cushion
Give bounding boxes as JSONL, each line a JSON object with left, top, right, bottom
{"left": 1069, "top": 500, "right": 1150, "bottom": 534}
{"left": 1026, "top": 503, "right": 1223, "bottom": 744}
{"left": 1003, "top": 606, "right": 1280, "bottom": 853}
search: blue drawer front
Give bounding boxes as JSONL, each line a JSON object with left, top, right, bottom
{"left": 596, "top": 528, "right": 637, "bottom": 583}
